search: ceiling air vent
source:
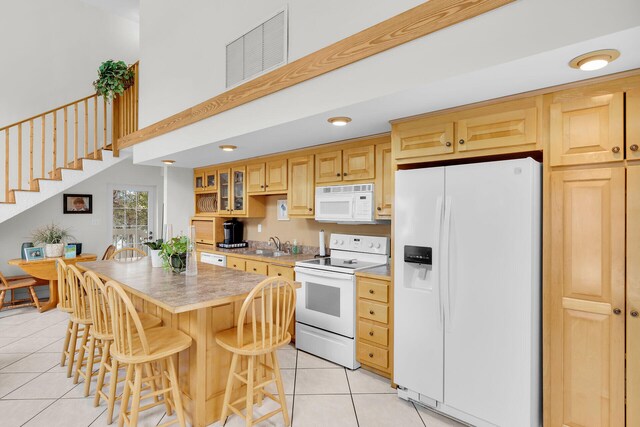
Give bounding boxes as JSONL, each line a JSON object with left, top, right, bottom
{"left": 226, "top": 9, "right": 288, "bottom": 88}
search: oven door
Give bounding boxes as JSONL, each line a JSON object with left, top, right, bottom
{"left": 315, "top": 194, "right": 355, "bottom": 222}
{"left": 294, "top": 266, "right": 356, "bottom": 338}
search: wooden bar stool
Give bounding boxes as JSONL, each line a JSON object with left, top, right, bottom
{"left": 57, "top": 259, "right": 85, "bottom": 373}
{"left": 84, "top": 271, "right": 162, "bottom": 424}
{"left": 105, "top": 280, "right": 192, "bottom": 427}
{"left": 216, "top": 277, "right": 296, "bottom": 427}
{"left": 110, "top": 247, "right": 147, "bottom": 262}
{"left": 67, "top": 265, "right": 96, "bottom": 382}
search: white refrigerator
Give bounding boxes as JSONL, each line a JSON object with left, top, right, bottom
{"left": 394, "top": 158, "right": 541, "bottom": 427}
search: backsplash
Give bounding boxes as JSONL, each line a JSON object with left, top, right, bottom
{"left": 247, "top": 240, "right": 320, "bottom": 255}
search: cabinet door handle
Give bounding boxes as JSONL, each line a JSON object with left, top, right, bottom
{"left": 377, "top": 207, "right": 382, "bottom": 211}
{"left": 265, "top": 184, "right": 269, "bottom": 188}
{"left": 368, "top": 353, "right": 374, "bottom": 358}
{"left": 260, "top": 185, "right": 264, "bottom": 188}
{"left": 613, "top": 308, "right": 622, "bottom": 315}
{"left": 369, "top": 309, "right": 375, "bottom": 315}
{"left": 459, "top": 139, "right": 465, "bottom": 145}
{"left": 368, "top": 331, "right": 374, "bottom": 336}
{"left": 369, "top": 289, "right": 374, "bottom": 294}
{"left": 612, "top": 146, "right": 620, "bottom": 153}
{"left": 631, "top": 310, "right": 639, "bottom": 317}
{"left": 336, "top": 173, "right": 341, "bottom": 177}
{"left": 445, "top": 141, "right": 452, "bottom": 147}
{"left": 277, "top": 273, "right": 282, "bottom": 276}
{"left": 308, "top": 208, "right": 313, "bottom": 212}
{"left": 253, "top": 268, "right": 257, "bottom": 271}
{"left": 343, "top": 172, "right": 348, "bottom": 176}
{"left": 631, "top": 144, "right": 639, "bottom": 152}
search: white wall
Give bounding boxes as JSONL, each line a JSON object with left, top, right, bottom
{"left": 138, "top": 0, "right": 424, "bottom": 127}
{"left": 0, "top": 159, "right": 163, "bottom": 278}
{"left": 163, "top": 166, "right": 194, "bottom": 238}
{"left": 0, "top": 0, "right": 139, "bottom": 128}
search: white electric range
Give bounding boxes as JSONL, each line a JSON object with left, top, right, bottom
{"left": 294, "top": 233, "right": 390, "bottom": 369}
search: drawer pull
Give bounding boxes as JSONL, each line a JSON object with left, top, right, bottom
{"left": 253, "top": 268, "right": 257, "bottom": 271}
{"left": 368, "top": 289, "right": 374, "bottom": 294}
{"left": 368, "top": 353, "right": 374, "bottom": 358}
{"left": 612, "top": 146, "right": 620, "bottom": 153}
{"left": 369, "top": 310, "right": 374, "bottom": 315}
{"left": 277, "top": 273, "right": 282, "bottom": 276}
{"left": 368, "top": 331, "right": 374, "bottom": 336}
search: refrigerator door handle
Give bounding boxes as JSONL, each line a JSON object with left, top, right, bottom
{"left": 442, "top": 196, "right": 452, "bottom": 331}
{"left": 434, "top": 196, "right": 444, "bottom": 325}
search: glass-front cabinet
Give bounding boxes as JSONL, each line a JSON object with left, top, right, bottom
{"left": 231, "top": 166, "right": 246, "bottom": 215}
{"left": 218, "top": 170, "right": 230, "bottom": 213}
{"left": 217, "top": 167, "right": 246, "bottom": 216}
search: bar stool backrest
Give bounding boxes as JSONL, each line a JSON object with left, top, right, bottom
{"left": 237, "top": 277, "right": 296, "bottom": 351}
{"left": 109, "top": 247, "right": 147, "bottom": 262}
{"left": 84, "top": 271, "right": 112, "bottom": 339}
{"left": 105, "top": 280, "right": 150, "bottom": 357}
{"left": 56, "top": 259, "right": 71, "bottom": 310}
{"left": 67, "top": 265, "right": 91, "bottom": 323}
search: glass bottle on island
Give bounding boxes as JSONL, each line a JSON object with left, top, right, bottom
{"left": 185, "top": 225, "right": 198, "bottom": 276}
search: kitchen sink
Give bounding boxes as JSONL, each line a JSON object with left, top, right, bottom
{"left": 244, "top": 249, "right": 290, "bottom": 257}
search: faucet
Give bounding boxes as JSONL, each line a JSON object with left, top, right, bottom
{"left": 268, "top": 236, "right": 281, "bottom": 251}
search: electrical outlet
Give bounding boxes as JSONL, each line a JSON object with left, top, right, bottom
{"left": 258, "top": 224, "right": 262, "bottom": 233}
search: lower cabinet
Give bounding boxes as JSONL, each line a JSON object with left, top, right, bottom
{"left": 356, "top": 275, "right": 392, "bottom": 378}
{"left": 267, "top": 264, "right": 294, "bottom": 280}
{"left": 226, "top": 256, "right": 246, "bottom": 272}
{"left": 628, "top": 166, "right": 640, "bottom": 427}
{"left": 246, "top": 259, "right": 268, "bottom": 275}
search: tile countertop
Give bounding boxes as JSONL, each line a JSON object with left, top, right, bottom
{"left": 204, "top": 247, "right": 316, "bottom": 266}
{"left": 356, "top": 264, "right": 392, "bottom": 280}
{"left": 77, "top": 258, "right": 298, "bottom": 314}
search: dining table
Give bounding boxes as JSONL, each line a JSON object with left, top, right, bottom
{"left": 8, "top": 253, "right": 97, "bottom": 312}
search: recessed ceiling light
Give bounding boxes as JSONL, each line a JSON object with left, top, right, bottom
{"left": 328, "top": 116, "right": 352, "bottom": 126}
{"left": 569, "top": 49, "right": 620, "bottom": 71}
{"left": 219, "top": 145, "right": 237, "bottom": 152}
{"left": 162, "top": 160, "right": 175, "bottom": 165}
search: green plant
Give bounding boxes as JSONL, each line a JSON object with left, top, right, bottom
{"left": 93, "top": 60, "right": 134, "bottom": 102}
{"left": 143, "top": 238, "right": 164, "bottom": 250}
{"left": 31, "top": 223, "right": 73, "bottom": 245}
{"left": 160, "top": 236, "right": 189, "bottom": 272}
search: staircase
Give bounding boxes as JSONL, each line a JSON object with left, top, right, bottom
{"left": 0, "top": 63, "right": 139, "bottom": 224}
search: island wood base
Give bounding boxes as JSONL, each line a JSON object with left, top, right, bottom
{"left": 128, "top": 294, "right": 253, "bottom": 426}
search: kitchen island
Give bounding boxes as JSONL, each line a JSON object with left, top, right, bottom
{"left": 77, "top": 258, "right": 287, "bottom": 427}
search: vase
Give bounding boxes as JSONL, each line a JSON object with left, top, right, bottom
{"left": 170, "top": 253, "right": 187, "bottom": 273}
{"left": 45, "top": 243, "right": 64, "bottom": 258}
{"left": 21, "top": 242, "right": 33, "bottom": 259}
{"left": 150, "top": 249, "right": 163, "bottom": 268}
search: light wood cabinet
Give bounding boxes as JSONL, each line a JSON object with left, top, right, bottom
{"left": 266, "top": 159, "right": 287, "bottom": 192}
{"left": 204, "top": 168, "right": 217, "bottom": 191}
{"left": 245, "top": 259, "right": 269, "bottom": 275}
{"left": 628, "top": 88, "right": 640, "bottom": 160}
{"left": 227, "top": 256, "right": 246, "bottom": 272}
{"left": 550, "top": 92, "right": 624, "bottom": 166}
{"left": 628, "top": 166, "right": 640, "bottom": 427}
{"left": 457, "top": 107, "right": 537, "bottom": 153}
{"left": 342, "top": 145, "right": 375, "bottom": 181}
{"left": 267, "top": 264, "right": 294, "bottom": 280}
{"left": 375, "top": 143, "right": 392, "bottom": 218}
{"left": 288, "top": 155, "right": 315, "bottom": 217}
{"left": 393, "top": 119, "right": 454, "bottom": 160}
{"left": 315, "top": 150, "right": 342, "bottom": 183}
{"left": 356, "top": 275, "right": 392, "bottom": 377}
{"left": 194, "top": 170, "right": 206, "bottom": 193}
{"left": 246, "top": 163, "right": 265, "bottom": 193}
{"left": 549, "top": 167, "right": 625, "bottom": 427}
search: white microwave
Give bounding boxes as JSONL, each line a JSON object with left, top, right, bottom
{"left": 315, "top": 184, "right": 375, "bottom": 224}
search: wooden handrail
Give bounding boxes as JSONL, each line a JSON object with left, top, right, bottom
{"left": 1, "top": 62, "right": 138, "bottom": 203}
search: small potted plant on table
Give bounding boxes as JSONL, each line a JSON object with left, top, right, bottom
{"left": 144, "top": 238, "right": 164, "bottom": 268}
{"left": 160, "top": 236, "right": 189, "bottom": 273}
{"left": 31, "top": 223, "right": 73, "bottom": 258}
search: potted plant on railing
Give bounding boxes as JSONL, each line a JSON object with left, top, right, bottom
{"left": 144, "top": 238, "right": 164, "bottom": 268}
{"left": 160, "top": 236, "right": 189, "bottom": 273}
{"left": 93, "top": 60, "right": 135, "bottom": 102}
{"left": 31, "top": 223, "right": 73, "bottom": 258}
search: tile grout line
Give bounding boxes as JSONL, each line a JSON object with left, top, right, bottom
{"left": 412, "top": 401, "right": 428, "bottom": 427}
{"left": 289, "top": 348, "right": 299, "bottom": 426}
{"left": 344, "top": 367, "right": 360, "bottom": 427}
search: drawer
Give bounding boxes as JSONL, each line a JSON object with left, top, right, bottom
{"left": 358, "top": 319, "right": 389, "bottom": 347}
{"left": 268, "top": 264, "right": 295, "bottom": 280}
{"left": 357, "top": 277, "right": 389, "bottom": 303}
{"left": 357, "top": 341, "right": 389, "bottom": 370}
{"left": 358, "top": 300, "right": 388, "bottom": 324}
{"left": 246, "top": 260, "right": 268, "bottom": 275}
{"left": 227, "top": 256, "right": 246, "bottom": 271}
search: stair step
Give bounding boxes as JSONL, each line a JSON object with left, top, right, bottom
{"left": 30, "top": 177, "right": 62, "bottom": 191}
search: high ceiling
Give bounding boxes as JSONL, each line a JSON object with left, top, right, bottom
{"left": 80, "top": 0, "right": 139, "bottom": 22}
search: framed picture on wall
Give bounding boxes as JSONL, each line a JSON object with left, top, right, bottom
{"left": 277, "top": 199, "right": 289, "bottom": 221}
{"left": 63, "top": 194, "right": 92, "bottom": 214}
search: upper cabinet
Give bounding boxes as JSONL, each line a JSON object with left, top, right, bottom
{"left": 247, "top": 160, "right": 288, "bottom": 194}
{"left": 231, "top": 166, "right": 246, "bottom": 215}
{"left": 204, "top": 168, "right": 217, "bottom": 191}
{"left": 316, "top": 150, "right": 342, "bottom": 183}
{"left": 247, "top": 163, "right": 265, "bottom": 193}
{"left": 628, "top": 88, "right": 640, "bottom": 161}
{"left": 343, "top": 146, "right": 375, "bottom": 181}
{"left": 375, "top": 143, "right": 392, "bottom": 218}
{"left": 194, "top": 170, "right": 205, "bottom": 193}
{"left": 392, "top": 98, "right": 540, "bottom": 164}
{"left": 289, "top": 155, "right": 315, "bottom": 217}
{"left": 550, "top": 92, "right": 624, "bottom": 166}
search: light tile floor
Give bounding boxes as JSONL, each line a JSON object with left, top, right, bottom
{"left": 0, "top": 307, "right": 465, "bottom": 427}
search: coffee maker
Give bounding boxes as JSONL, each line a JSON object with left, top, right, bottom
{"left": 222, "top": 218, "right": 244, "bottom": 246}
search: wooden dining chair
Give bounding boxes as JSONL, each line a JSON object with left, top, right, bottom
{"left": 67, "top": 265, "right": 95, "bottom": 381}
{"left": 85, "top": 271, "right": 162, "bottom": 423}
{"left": 57, "top": 258, "right": 81, "bottom": 370}
{"left": 105, "top": 280, "right": 192, "bottom": 427}
{"left": 102, "top": 245, "right": 116, "bottom": 261}
{"left": 0, "top": 271, "right": 45, "bottom": 311}
{"left": 215, "top": 277, "right": 296, "bottom": 427}
{"left": 110, "top": 247, "right": 147, "bottom": 262}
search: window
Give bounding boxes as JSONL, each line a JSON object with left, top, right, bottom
{"left": 109, "top": 185, "right": 156, "bottom": 251}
